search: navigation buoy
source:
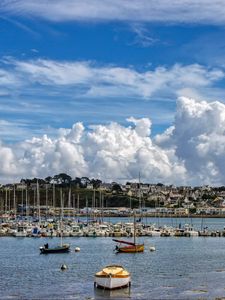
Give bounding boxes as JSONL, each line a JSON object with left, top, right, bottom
{"left": 149, "top": 246, "right": 156, "bottom": 252}
{"left": 75, "top": 247, "right": 80, "bottom": 252}
{"left": 61, "top": 264, "right": 68, "bottom": 270}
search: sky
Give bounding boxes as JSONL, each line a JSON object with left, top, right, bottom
{"left": 1, "top": 0, "right": 225, "bottom": 185}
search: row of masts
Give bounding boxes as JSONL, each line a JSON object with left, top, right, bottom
{"left": 0, "top": 183, "right": 108, "bottom": 221}
{"left": 2, "top": 172, "right": 146, "bottom": 217}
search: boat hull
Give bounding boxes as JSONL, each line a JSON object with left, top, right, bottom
{"left": 94, "top": 276, "right": 130, "bottom": 289}
{"left": 116, "top": 244, "right": 144, "bottom": 253}
{"left": 40, "top": 245, "right": 70, "bottom": 254}
{"left": 13, "top": 232, "right": 27, "bottom": 237}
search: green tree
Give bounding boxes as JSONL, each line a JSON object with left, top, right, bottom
{"left": 91, "top": 178, "right": 102, "bottom": 189}
{"left": 112, "top": 183, "right": 122, "bottom": 193}
{"left": 53, "top": 173, "right": 72, "bottom": 184}
{"left": 45, "top": 176, "right": 53, "bottom": 184}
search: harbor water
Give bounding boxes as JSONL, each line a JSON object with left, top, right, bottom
{"left": 1, "top": 218, "right": 225, "bottom": 299}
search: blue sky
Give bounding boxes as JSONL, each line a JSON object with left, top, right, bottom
{"left": 1, "top": 1, "right": 225, "bottom": 184}
{"left": 0, "top": 0, "right": 225, "bottom": 143}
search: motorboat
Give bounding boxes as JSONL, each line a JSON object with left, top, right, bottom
{"left": 94, "top": 265, "right": 131, "bottom": 289}
{"left": 31, "top": 226, "right": 41, "bottom": 237}
{"left": 184, "top": 224, "right": 199, "bottom": 237}
{"left": 70, "top": 225, "right": 83, "bottom": 237}
{"left": 13, "top": 225, "right": 27, "bottom": 237}
{"left": 40, "top": 243, "right": 70, "bottom": 254}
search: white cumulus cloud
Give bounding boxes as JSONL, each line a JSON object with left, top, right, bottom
{"left": 0, "top": 97, "right": 225, "bottom": 186}
{"left": 0, "top": 116, "right": 186, "bottom": 184}
{"left": 156, "top": 97, "right": 225, "bottom": 185}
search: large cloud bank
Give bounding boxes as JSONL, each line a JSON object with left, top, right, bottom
{"left": 1, "top": 97, "right": 225, "bottom": 186}
{"left": 155, "top": 97, "right": 225, "bottom": 185}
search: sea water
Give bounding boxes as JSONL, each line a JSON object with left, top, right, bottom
{"left": 1, "top": 218, "right": 225, "bottom": 299}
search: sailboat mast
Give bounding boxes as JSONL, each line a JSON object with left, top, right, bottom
{"left": 33, "top": 188, "right": 35, "bottom": 219}
{"left": 68, "top": 186, "right": 71, "bottom": 219}
{"left": 25, "top": 185, "right": 28, "bottom": 219}
{"left": 133, "top": 209, "right": 136, "bottom": 246}
{"left": 13, "top": 184, "right": 16, "bottom": 219}
{"left": 37, "top": 180, "right": 40, "bottom": 223}
{"left": 101, "top": 192, "right": 104, "bottom": 223}
{"left": 8, "top": 189, "right": 11, "bottom": 212}
{"left": 21, "top": 188, "right": 24, "bottom": 217}
{"left": 93, "top": 189, "right": 96, "bottom": 222}
{"left": 45, "top": 184, "right": 48, "bottom": 219}
{"left": 60, "top": 188, "right": 63, "bottom": 247}
{"left": 86, "top": 195, "right": 88, "bottom": 224}
{"left": 5, "top": 188, "right": 7, "bottom": 215}
{"left": 77, "top": 193, "right": 80, "bottom": 216}
{"left": 72, "top": 193, "right": 75, "bottom": 219}
{"left": 52, "top": 183, "right": 55, "bottom": 219}
{"left": 138, "top": 172, "right": 142, "bottom": 211}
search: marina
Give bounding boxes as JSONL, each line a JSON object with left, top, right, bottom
{"left": 1, "top": 216, "right": 225, "bottom": 238}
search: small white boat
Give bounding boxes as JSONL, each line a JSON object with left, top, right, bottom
{"left": 13, "top": 225, "right": 27, "bottom": 237}
{"left": 94, "top": 265, "right": 131, "bottom": 290}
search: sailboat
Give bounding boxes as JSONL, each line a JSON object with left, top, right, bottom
{"left": 40, "top": 188, "right": 70, "bottom": 254}
{"left": 113, "top": 210, "right": 144, "bottom": 253}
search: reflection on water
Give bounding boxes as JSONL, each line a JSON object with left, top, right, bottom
{"left": 94, "top": 286, "right": 131, "bottom": 300}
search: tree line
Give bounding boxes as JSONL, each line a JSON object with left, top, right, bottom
{"left": 20, "top": 173, "right": 102, "bottom": 189}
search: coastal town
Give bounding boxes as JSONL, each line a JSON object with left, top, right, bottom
{"left": 1, "top": 173, "right": 225, "bottom": 218}
{"left": 1, "top": 174, "right": 225, "bottom": 239}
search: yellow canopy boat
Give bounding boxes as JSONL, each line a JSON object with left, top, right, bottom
{"left": 94, "top": 265, "right": 131, "bottom": 289}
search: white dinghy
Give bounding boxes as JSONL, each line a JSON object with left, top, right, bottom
{"left": 94, "top": 265, "right": 131, "bottom": 290}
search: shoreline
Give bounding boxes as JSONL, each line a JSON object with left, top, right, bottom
{"left": 78, "top": 213, "right": 225, "bottom": 218}
{"left": 2, "top": 213, "right": 225, "bottom": 219}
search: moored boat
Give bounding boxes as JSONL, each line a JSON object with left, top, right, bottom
{"left": 40, "top": 188, "right": 71, "bottom": 254}
{"left": 40, "top": 243, "right": 70, "bottom": 254}
{"left": 113, "top": 239, "right": 144, "bottom": 253}
{"left": 94, "top": 265, "right": 131, "bottom": 289}
{"left": 13, "top": 225, "right": 27, "bottom": 237}
{"left": 113, "top": 209, "right": 144, "bottom": 253}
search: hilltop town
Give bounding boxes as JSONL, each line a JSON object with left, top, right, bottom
{"left": 1, "top": 173, "right": 225, "bottom": 217}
